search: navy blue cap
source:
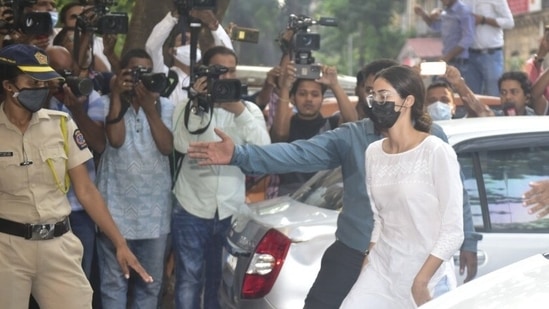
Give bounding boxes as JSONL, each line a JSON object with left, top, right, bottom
{"left": 0, "top": 44, "right": 62, "bottom": 81}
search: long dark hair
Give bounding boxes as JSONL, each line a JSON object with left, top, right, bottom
{"left": 375, "top": 65, "right": 432, "bottom": 133}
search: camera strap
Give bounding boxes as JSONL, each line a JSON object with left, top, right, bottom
{"left": 183, "top": 97, "right": 212, "bottom": 135}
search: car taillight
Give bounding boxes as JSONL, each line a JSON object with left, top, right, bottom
{"left": 241, "top": 229, "right": 291, "bottom": 299}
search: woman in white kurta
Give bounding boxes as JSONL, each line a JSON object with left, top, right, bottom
{"left": 341, "top": 66, "right": 464, "bottom": 308}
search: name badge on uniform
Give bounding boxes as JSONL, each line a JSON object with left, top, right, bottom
{"left": 73, "top": 129, "right": 88, "bottom": 150}
{"left": 0, "top": 152, "right": 13, "bottom": 157}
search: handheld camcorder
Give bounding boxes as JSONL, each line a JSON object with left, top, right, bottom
{"left": 0, "top": 0, "right": 52, "bottom": 35}
{"left": 287, "top": 14, "right": 337, "bottom": 80}
{"left": 76, "top": 0, "right": 128, "bottom": 34}
{"left": 174, "top": 0, "right": 216, "bottom": 15}
{"left": 131, "top": 67, "right": 168, "bottom": 94}
{"left": 194, "top": 64, "right": 241, "bottom": 104}
{"left": 58, "top": 69, "right": 94, "bottom": 97}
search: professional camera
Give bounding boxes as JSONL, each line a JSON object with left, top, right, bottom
{"left": 174, "top": 0, "right": 216, "bottom": 15}
{"left": 131, "top": 66, "right": 168, "bottom": 94}
{"left": 194, "top": 64, "right": 241, "bottom": 103}
{"left": 285, "top": 14, "right": 337, "bottom": 80}
{"left": 0, "top": 0, "right": 52, "bottom": 35}
{"left": 58, "top": 69, "right": 93, "bottom": 97}
{"left": 75, "top": 0, "right": 128, "bottom": 34}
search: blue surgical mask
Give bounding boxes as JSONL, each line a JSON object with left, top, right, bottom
{"left": 427, "top": 101, "right": 452, "bottom": 121}
{"left": 49, "top": 11, "right": 58, "bottom": 27}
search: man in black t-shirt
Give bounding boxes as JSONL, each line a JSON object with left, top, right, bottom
{"left": 270, "top": 62, "right": 356, "bottom": 195}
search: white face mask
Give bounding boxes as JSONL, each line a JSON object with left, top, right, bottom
{"left": 174, "top": 45, "right": 201, "bottom": 66}
{"left": 427, "top": 101, "right": 452, "bottom": 121}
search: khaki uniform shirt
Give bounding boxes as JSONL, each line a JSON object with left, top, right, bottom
{"left": 0, "top": 103, "right": 92, "bottom": 224}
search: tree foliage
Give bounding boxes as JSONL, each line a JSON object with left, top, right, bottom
{"left": 313, "top": 0, "right": 407, "bottom": 76}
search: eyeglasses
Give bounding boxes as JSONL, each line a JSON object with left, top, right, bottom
{"left": 366, "top": 91, "right": 396, "bottom": 108}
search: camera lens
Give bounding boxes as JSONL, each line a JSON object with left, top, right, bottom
{"left": 211, "top": 80, "right": 241, "bottom": 103}
{"left": 300, "top": 36, "right": 313, "bottom": 46}
{"left": 213, "top": 82, "right": 231, "bottom": 96}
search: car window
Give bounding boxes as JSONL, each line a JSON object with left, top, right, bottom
{"left": 291, "top": 167, "right": 344, "bottom": 211}
{"left": 459, "top": 145, "right": 549, "bottom": 232}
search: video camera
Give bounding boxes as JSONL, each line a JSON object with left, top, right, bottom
{"left": 174, "top": 0, "right": 216, "bottom": 15}
{"left": 194, "top": 64, "right": 241, "bottom": 106}
{"left": 58, "top": 69, "right": 94, "bottom": 97}
{"left": 76, "top": 0, "right": 128, "bottom": 34}
{"left": 0, "top": 0, "right": 52, "bottom": 36}
{"left": 131, "top": 66, "right": 168, "bottom": 94}
{"left": 286, "top": 14, "right": 337, "bottom": 80}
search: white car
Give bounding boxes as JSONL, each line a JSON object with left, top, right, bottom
{"left": 420, "top": 252, "right": 549, "bottom": 308}
{"left": 220, "top": 116, "right": 549, "bottom": 308}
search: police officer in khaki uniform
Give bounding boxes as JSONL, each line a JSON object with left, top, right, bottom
{"left": 0, "top": 44, "right": 153, "bottom": 308}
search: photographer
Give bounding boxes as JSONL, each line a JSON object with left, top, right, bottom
{"left": 95, "top": 49, "right": 174, "bottom": 308}
{"left": 145, "top": 8, "right": 233, "bottom": 105}
{"left": 57, "top": 1, "right": 114, "bottom": 73}
{"left": 270, "top": 61, "right": 356, "bottom": 196}
{"left": 0, "top": 0, "right": 56, "bottom": 49}
{"left": 171, "top": 46, "right": 269, "bottom": 308}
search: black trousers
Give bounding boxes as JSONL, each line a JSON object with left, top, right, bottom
{"left": 304, "top": 240, "right": 366, "bottom": 309}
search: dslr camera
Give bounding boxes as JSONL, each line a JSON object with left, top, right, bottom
{"left": 76, "top": 0, "right": 128, "bottom": 34}
{"left": 194, "top": 64, "right": 241, "bottom": 104}
{"left": 131, "top": 67, "right": 168, "bottom": 94}
{"left": 286, "top": 14, "right": 337, "bottom": 80}
{"left": 58, "top": 69, "right": 94, "bottom": 97}
{"left": 0, "top": 0, "right": 52, "bottom": 35}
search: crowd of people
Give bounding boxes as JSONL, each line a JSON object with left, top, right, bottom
{"left": 1, "top": 0, "right": 549, "bottom": 309}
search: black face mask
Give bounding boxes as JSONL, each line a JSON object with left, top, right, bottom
{"left": 13, "top": 86, "right": 50, "bottom": 113}
{"left": 369, "top": 100, "right": 402, "bottom": 129}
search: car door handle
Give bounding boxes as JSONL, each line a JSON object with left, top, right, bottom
{"left": 453, "top": 250, "right": 487, "bottom": 266}
{"left": 477, "top": 250, "right": 486, "bottom": 266}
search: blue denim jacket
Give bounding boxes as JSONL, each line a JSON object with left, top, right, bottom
{"left": 232, "top": 119, "right": 479, "bottom": 253}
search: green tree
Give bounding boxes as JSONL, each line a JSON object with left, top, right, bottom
{"left": 313, "top": 0, "right": 407, "bottom": 75}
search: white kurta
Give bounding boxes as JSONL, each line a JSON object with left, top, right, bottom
{"left": 341, "top": 136, "right": 464, "bottom": 309}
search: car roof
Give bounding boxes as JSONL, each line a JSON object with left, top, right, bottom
{"left": 438, "top": 116, "right": 549, "bottom": 147}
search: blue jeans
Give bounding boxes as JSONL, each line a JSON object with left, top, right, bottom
{"left": 97, "top": 233, "right": 168, "bottom": 309}
{"left": 464, "top": 49, "right": 503, "bottom": 96}
{"left": 69, "top": 210, "right": 96, "bottom": 278}
{"left": 171, "top": 204, "right": 231, "bottom": 309}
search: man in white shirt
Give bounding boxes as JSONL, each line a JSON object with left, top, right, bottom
{"left": 462, "top": 0, "right": 514, "bottom": 96}
{"left": 171, "top": 46, "right": 270, "bottom": 309}
{"left": 145, "top": 9, "right": 233, "bottom": 106}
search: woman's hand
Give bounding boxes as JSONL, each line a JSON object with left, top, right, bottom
{"left": 411, "top": 278, "right": 431, "bottom": 307}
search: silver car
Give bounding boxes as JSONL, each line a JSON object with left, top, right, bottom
{"left": 220, "top": 116, "right": 549, "bottom": 308}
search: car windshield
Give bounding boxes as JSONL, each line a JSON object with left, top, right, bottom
{"left": 290, "top": 167, "right": 344, "bottom": 211}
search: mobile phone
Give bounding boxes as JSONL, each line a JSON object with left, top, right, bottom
{"left": 420, "top": 62, "right": 447, "bottom": 76}
{"left": 545, "top": 25, "right": 549, "bottom": 32}
{"left": 295, "top": 63, "right": 322, "bottom": 80}
{"left": 230, "top": 26, "right": 260, "bottom": 44}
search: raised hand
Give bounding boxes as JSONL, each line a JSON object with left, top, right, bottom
{"left": 523, "top": 180, "right": 549, "bottom": 218}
